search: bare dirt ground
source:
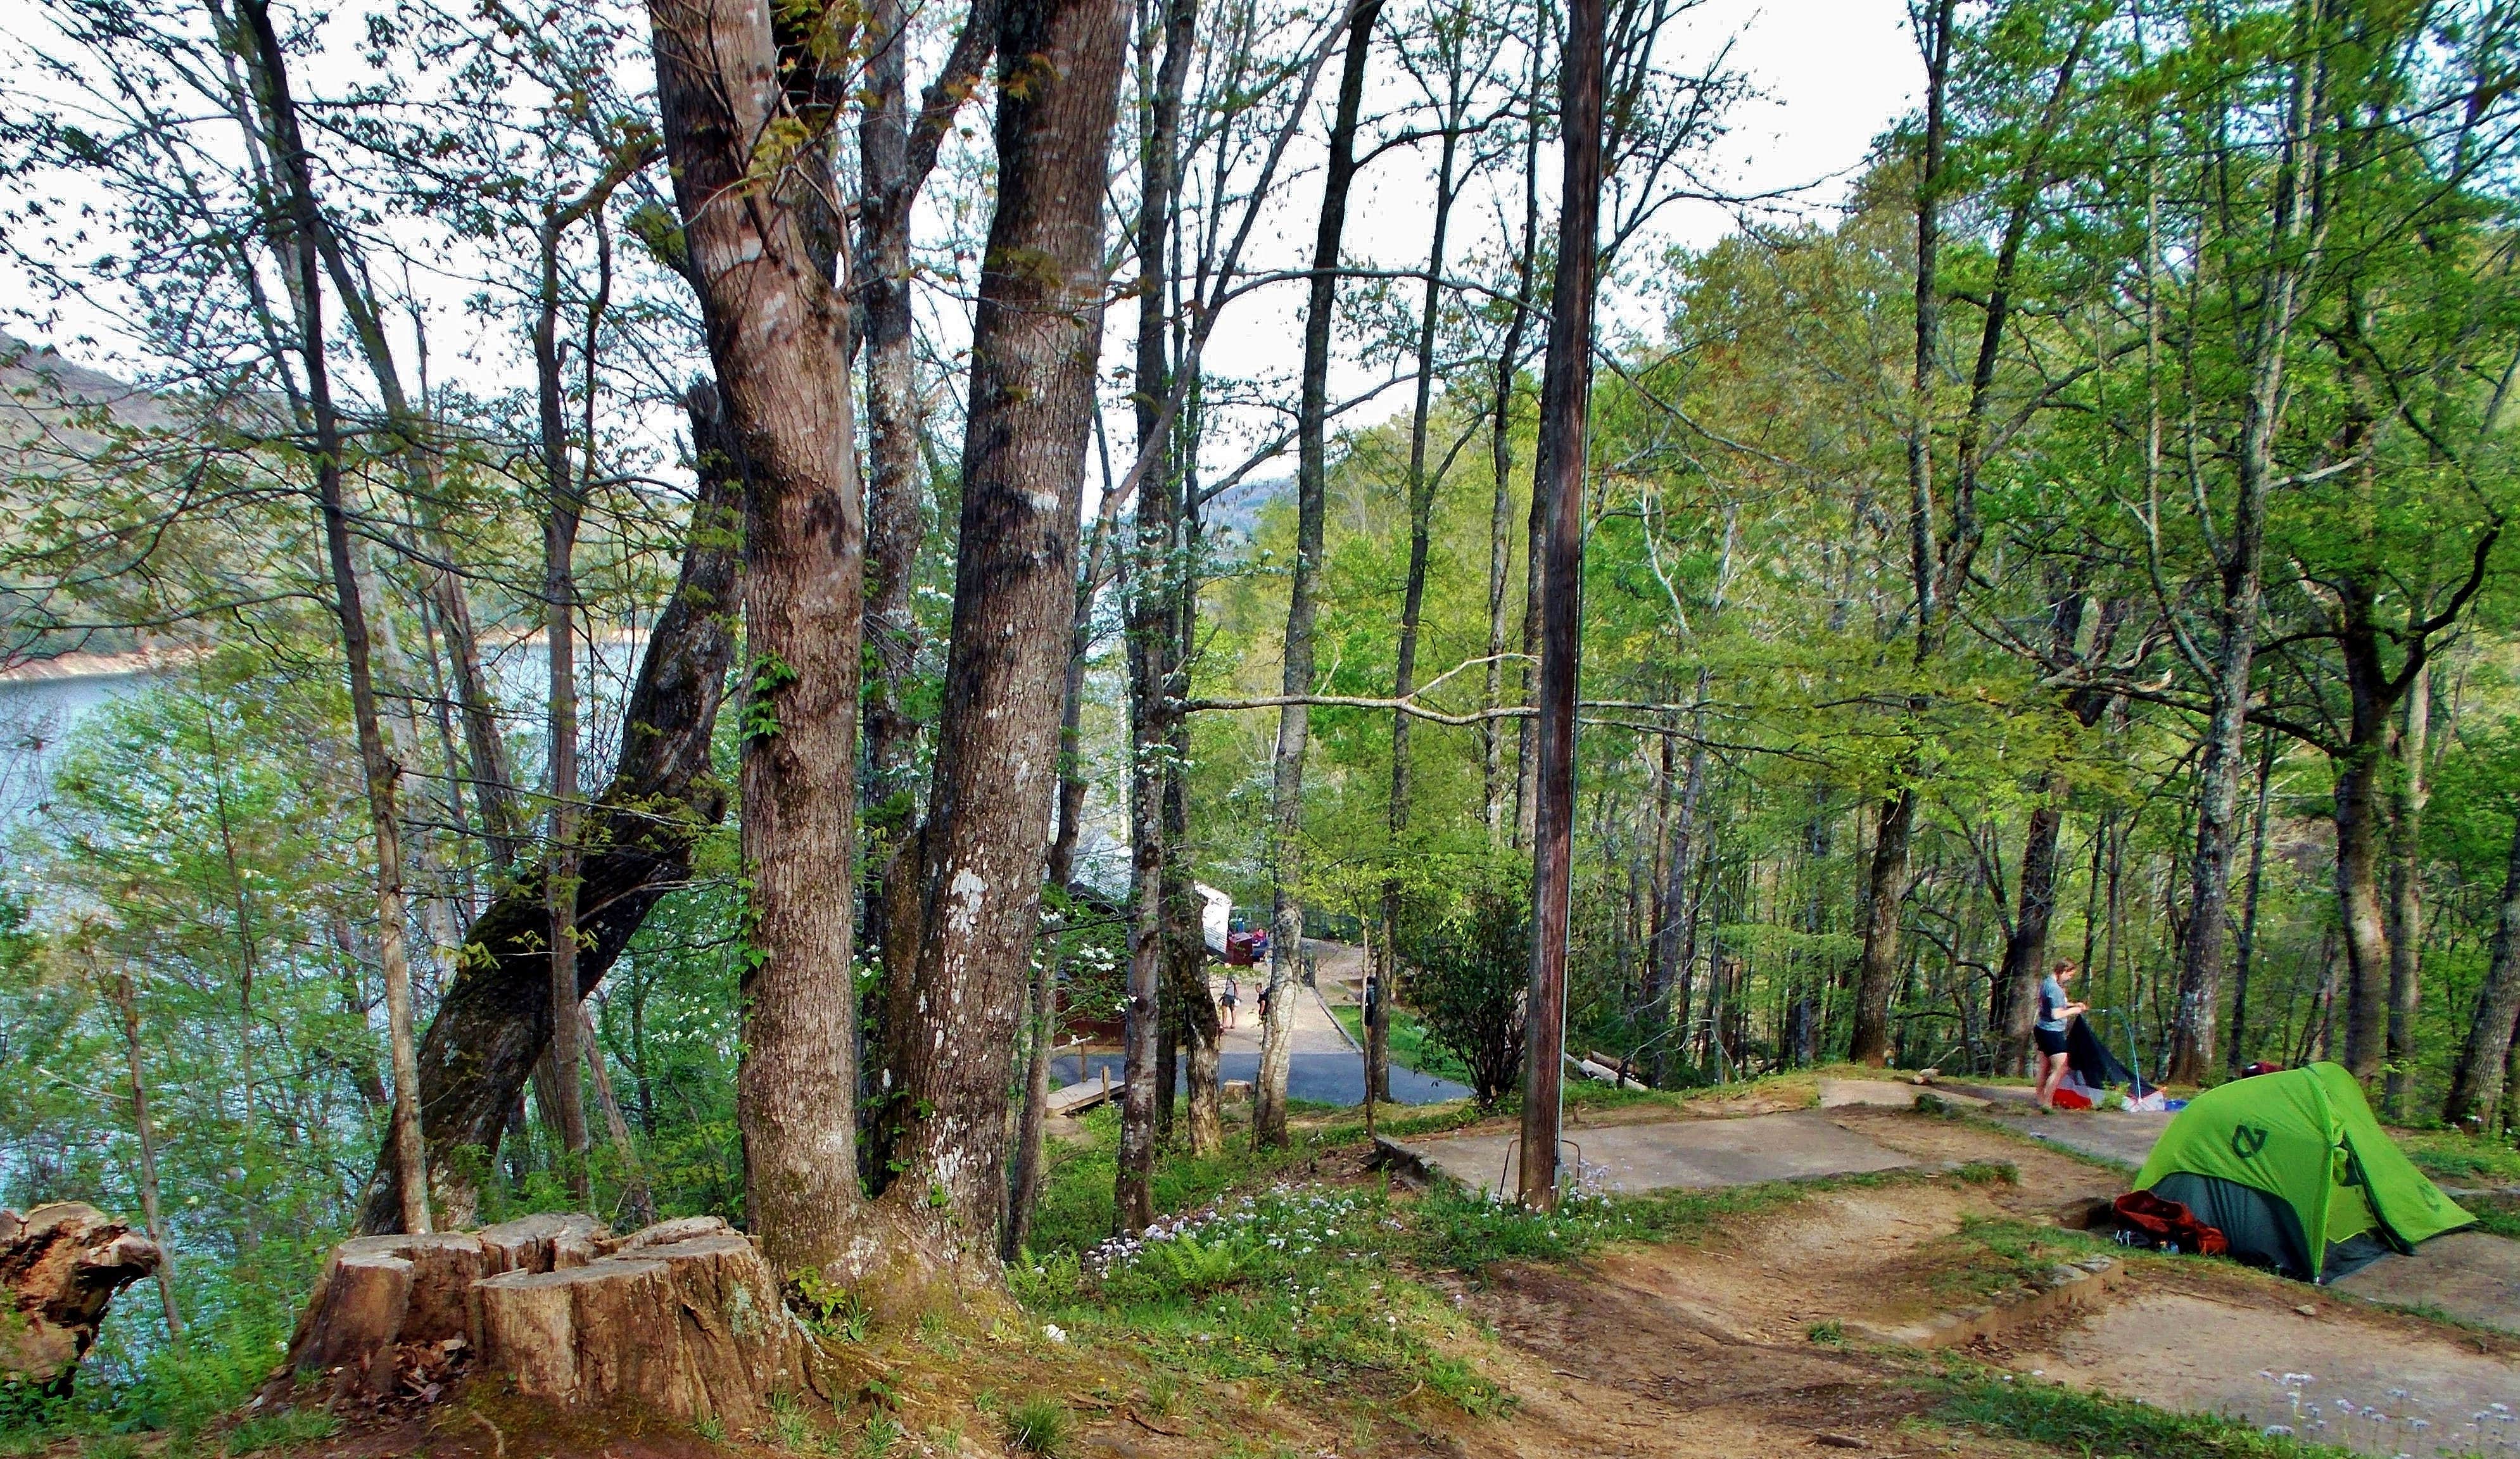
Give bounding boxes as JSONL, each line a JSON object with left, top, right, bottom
{"left": 2005, "top": 1287, "right": 2520, "bottom": 1455}
{"left": 1403, "top": 1109, "right": 2520, "bottom": 1459}
{"left": 237, "top": 1104, "right": 2518, "bottom": 1459}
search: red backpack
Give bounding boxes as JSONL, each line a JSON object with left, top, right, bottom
{"left": 2111, "top": 1189, "right": 2231, "bottom": 1256}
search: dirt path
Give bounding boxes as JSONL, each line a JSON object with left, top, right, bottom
{"left": 1405, "top": 1109, "right": 2520, "bottom": 1459}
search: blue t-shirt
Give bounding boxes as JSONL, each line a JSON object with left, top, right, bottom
{"left": 2037, "top": 975, "right": 2068, "bottom": 1032}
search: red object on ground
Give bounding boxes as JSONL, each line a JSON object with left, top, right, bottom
{"left": 2111, "top": 1189, "right": 2231, "bottom": 1256}
{"left": 2241, "top": 1061, "right": 2285, "bottom": 1078}
{"left": 2051, "top": 1085, "right": 2094, "bottom": 1110}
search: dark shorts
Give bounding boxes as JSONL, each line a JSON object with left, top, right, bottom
{"left": 1220, "top": 994, "right": 1237, "bottom": 1007}
{"left": 2035, "top": 1025, "right": 2069, "bottom": 1058}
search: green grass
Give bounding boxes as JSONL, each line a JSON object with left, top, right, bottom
{"left": 1001, "top": 1395, "right": 1070, "bottom": 1456}
{"left": 2398, "top": 1128, "right": 2520, "bottom": 1185}
{"left": 1922, "top": 1216, "right": 2126, "bottom": 1304}
{"left": 220, "top": 1408, "right": 339, "bottom": 1456}
{"left": 1006, "top": 1099, "right": 2029, "bottom": 1433}
{"left": 1327, "top": 1006, "right": 1474, "bottom": 1087}
{"left": 1936, "top": 1370, "right": 2360, "bottom": 1458}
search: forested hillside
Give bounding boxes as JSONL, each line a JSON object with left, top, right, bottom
{"left": 1, "top": 0, "right": 2518, "bottom": 1439}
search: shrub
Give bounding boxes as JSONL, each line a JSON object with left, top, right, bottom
{"left": 1400, "top": 880, "right": 1530, "bottom": 1108}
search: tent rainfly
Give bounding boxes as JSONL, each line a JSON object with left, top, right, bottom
{"left": 2132, "top": 1063, "right": 2473, "bottom": 1283}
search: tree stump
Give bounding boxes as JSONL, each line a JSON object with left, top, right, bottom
{"left": 472, "top": 1228, "right": 817, "bottom": 1427}
{"left": 476, "top": 1213, "right": 607, "bottom": 1273}
{"left": 0, "top": 1204, "right": 162, "bottom": 1395}
{"left": 293, "top": 1250, "right": 412, "bottom": 1397}
{"left": 279, "top": 1214, "right": 820, "bottom": 1425}
{"left": 284, "top": 1218, "right": 603, "bottom": 1402}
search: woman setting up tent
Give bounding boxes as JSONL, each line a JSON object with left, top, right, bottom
{"left": 2033, "top": 959, "right": 2089, "bottom": 1109}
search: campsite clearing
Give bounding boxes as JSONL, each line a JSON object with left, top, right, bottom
{"left": 1406, "top": 1104, "right": 2520, "bottom": 1459}
{"left": 1367, "top": 1090, "right": 2520, "bottom": 1458}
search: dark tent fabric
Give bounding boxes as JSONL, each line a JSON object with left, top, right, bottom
{"left": 2151, "top": 1173, "right": 2394, "bottom": 1282}
{"left": 2151, "top": 1172, "right": 2311, "bottom": 1279}
{"left": 2067, "top": 1016, "right": 2150, "bottom": 1096}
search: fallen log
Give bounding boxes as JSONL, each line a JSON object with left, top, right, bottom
{"left": 0, "top": 1204, "right": 162, "bottom": 1395}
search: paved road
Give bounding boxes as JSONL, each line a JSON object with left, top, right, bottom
{"left": 1053, "top": 938, "right": 1471, "bottom": 1107}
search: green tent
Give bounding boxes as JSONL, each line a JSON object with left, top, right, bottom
{"left": 2133, "top": 1063, "right": 2473, "bottom": 1283}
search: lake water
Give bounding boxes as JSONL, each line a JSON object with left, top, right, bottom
{"left": 0, "top": 636, "right": 648, "bottom": 835}
{"left": 0, "top": 669, "right": 146, "bottom": 829}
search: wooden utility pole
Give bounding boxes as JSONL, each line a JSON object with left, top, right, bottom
{"left": 1517, "top": 0, "right": 1605, "bottom": 1212}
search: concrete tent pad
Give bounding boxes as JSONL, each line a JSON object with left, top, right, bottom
{"left": 2332, "top": 1229, "right": 2520, "bottom": 1334}
{"left": 1818, "top": 1078, "right": 1989, "bottom": 1111}
{"left": 1985, "top": 1108, "right": 2175, "bottom": 1169}
{"left": 2017, "top": 1289, "right": 2520, "bottom": 1457}
{"left": 1391, "top": 1111, "right": 1917, "bottom": 1196}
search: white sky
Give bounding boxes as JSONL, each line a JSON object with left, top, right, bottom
{"left": 0, "top": 0, "right": 1923, "bottom": 469}
{"left": 1174, "top": 0, "right": 1924, "bottom": 482}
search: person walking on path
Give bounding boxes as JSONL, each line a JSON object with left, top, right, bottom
{"left": 1220, "top": 975, "right": 1239, "bottom": 1030}
{"left": 2033, "top": 959, "right": 2089, "bottom": 1109}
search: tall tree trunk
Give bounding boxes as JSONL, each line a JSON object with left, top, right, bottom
{"left": 1999, "top": 587, "right": 2110, "bottom": 1074}
{"left": 651, "top": 0, "right": 871, "bottom": 1275}
{"left": 1379, "top": 105, "right": 1462, "bottom": 1110}
{"left": 2445, "top": 814, "right": 2520, "bottom": 1129}
{"left": 1003, "top": 932, "right": 1060, "bottom": 1260}
{"left": 851, "top": 0, "right": 1000, "bottom": 1018}
{"left": 108, "top": 967, "right": 180, "bottom": 1340}
{"left": 535, "top": 216, "right": 593, "bottom": 1207}
{"left": 1167, "top": 453, "right": 1222, "bottom": 1154}
{"left": 1516, "top": 0, "right": 1605, "bottom": 1211}
{"left": 239, "top": 0, "right": 429, "bottom": 1234}
{"left": 1049, "top": 507, "right": 1126, "bottom": 893}
{"left": 1118, "top": 552, "right": 1168, "bottom": 1228}
{"left": 1851, "top": 0, "right": 1953, "bottom": 1069}
{"left": 1258, "top": 0, "right": 1380, "bottom": 1149}
{"left": 856, "top": 0, "right": 923, "bottom": 817}
{"left": 1047, "top": 632, "right": 1092, "bottom": 892}
{"left": 248, "top": 95, "right": 525, "bottom": 889}
{"left": 2385, "top": 664, "right": 2429, "bottom": 1114}
{"left": 853, "top": 0, "right": 1001, "bottom": 820}
{"left": 1115, "top": 0, "right": 1198, "bottom": 1235}
{"left": 1849, "top": 789, "right": 1916, "bottom": 1066}
{"left": 2335, "top": 740, "right": 2395, "bottom": 1081}
{"left": 1998, "top": 792, "right": 2065, "bottom": 1074}
{"left": 2165, "top": 4, "right": 2326, "bottom": 1084}
{"left": 884, "top": 0, "right": 1127, "bottom": 1257}
{"left": 2226, "top": 728, "right": 2279, "bottom": 1075}
{"left": 1652, "top": 676, "right": 1709, "bottom": 1082}
{"left": 1482, "top": 56, "right": 1542, "bottom": 846}
{"left": 579, "top": 1005, "right": 655, "bottom": 1225}
{"left": 355, "top": 392, "right": 741, "bottom": 1234}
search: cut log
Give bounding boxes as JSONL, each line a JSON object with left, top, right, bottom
{"left": 472, "top": 1259, "right": 680, "bottom": 1410}
{"left": 640, "top": 1234, "right": 808, "bottom": 1424}
{"left": 282, "top": 1213, "right": 818, "bottom": 1424}
{"left": 0, "top": 1204, "right": 163, "bottom": 1394}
